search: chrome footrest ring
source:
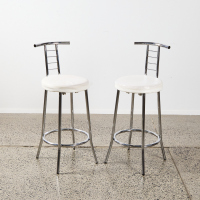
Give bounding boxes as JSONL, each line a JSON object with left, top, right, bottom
{"left": 43, "top": 128, "right": 90, "bottom": 147}
{"left": 114, "top": 128, "right": 160, "bottom": 148}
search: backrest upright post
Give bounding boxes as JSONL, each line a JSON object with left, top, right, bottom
{"left": 55, "top": 44, "right": 61, "bottom": 74}
{"left": 44, "top": 45, "right": 49, "bottom": 76}
{"left": 145, "top": 45, "right": 149, "bottom": 75}
{"left": 156, "top": 46, "right": 160, "bottom": 78}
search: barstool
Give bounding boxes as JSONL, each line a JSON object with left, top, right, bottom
{"left": 34, "top": 41, "right": 98, "bottom": 174}
{"left": 104, "top": 42, "right": 170, "bottom": 175}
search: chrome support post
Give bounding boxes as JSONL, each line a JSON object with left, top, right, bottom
{"left": 36, "top": 90, "right": 48, "bottom": 159}
{"left": 70, "top": 93, "right": 75, "bottom": 150}
{"left": 142, "top": 94, "right": 146, "bottom": 175}
{"left": 104, "top": 90, "right": 120, "bottom": 163}
{"left": 145, "top": 45, "right": 149, "bottom": 75}
{"left": 55, "top": 44, "right": 61, "bottom": 74}
{"left": 44, "top": 45, "right": 49, "bottom": 76}
{"left": 156, "top": 46, "right": 160, "bottom": 78}
{"left": 157, "top": 92, "right": 166, "bottom": 160}
{"left": 57, "top": 93, "right": 62, "bottom": 174}
{"left": 85, "top": 90, "right": 98, "bottom": 164}
{"left": 128, "top": 93, "right": 135, "bottom": 150}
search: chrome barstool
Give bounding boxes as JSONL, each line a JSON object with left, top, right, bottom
{"left": 34, "top": 41, "right": 98, "bottom": 174}
{"left": 104, "top": 42, "right": 170, "bottom": 175}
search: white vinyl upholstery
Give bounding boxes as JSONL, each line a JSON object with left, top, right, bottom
{"left": 115, "top": 75, "right": 163, "bottom": 94}
{"left": 42, "top": 74, "right": 89, "bottom": 93}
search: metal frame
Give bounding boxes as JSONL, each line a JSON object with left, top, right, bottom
{"left": 34, "top": 42, "right": 69, "bottom": 76}
{"left": 34, "top": 41, "right": 70, "bottom": 47}
{"left": 104, "top": 42, "right": 170, "bottom": 175}
{"left": 134, "top": 42, "right": 170, "bottom": 49}
{"left": 34, "top": 42, "right": 98, "bottom": 174}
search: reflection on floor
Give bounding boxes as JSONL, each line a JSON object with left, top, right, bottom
{"left": 0, "top": 114, "right": 199, "bottom": 199}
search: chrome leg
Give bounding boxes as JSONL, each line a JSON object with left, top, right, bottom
{"left": 57, "top": 93, "right": 62, "bottom": 174}
{"left": 128, "top": 93, "right": 135, "bottom": 150}
{"left": 157, "top": 92, "right": 166, "bottom": 160}
{"left": 36, "top": 90, "right": 48, "bottom": 159}
{"left": 70, "top": 93, "right": 75, "bottom": 150}
{"left": 142, "top": 94, "right": 145, "bottom": 175}
{"left": 104, "top": 90, "right": 120, "bottom": 164}
{"left": 85, "top": 90, "right": 98, "bottom": 164}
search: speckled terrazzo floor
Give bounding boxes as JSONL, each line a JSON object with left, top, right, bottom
{"left": 0, "top": 114, "right": 199, "bottom": 200}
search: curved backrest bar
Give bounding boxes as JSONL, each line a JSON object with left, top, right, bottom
{"left": 134, "top": 42, "right": 170, "bottom": 49}
{"left": 34, "top": 41, "right": 70, "bottom": 47}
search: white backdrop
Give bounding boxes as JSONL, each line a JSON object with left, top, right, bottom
{"left": 0, "top": 0, "right": 200, "bottom": 114}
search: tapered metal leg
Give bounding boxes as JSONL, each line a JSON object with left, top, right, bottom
{"left": 142, "top": 94, "right": 145, "bottom": 176}
{"left": 36, "top": 90, "right": 48, "bottom": 159}
{"left": 157, "top": 92, "right": 166, "bottom": 160}
{"left": 128, "top": 93, "right": 135, "bottom": 150}
{"left": 70, "top": 93, "right": 75, "bottom": 150}
{"left": 85, "top": 90, "right": 98, "bottom": 164}
{"left": 104, "top": 90, "right": 120, "bottom": 164}
{"left": 57, "top": 93, "right": 62, "bottom": 174}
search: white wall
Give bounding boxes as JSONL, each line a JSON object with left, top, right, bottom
{"left": 0, "top": 0, "right": 200, "bottom": 115}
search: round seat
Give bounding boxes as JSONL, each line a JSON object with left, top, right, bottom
{"left": 42, "top": 74, "right": 89, "bottom": 93}
{"left": 115, "top": 75, "right": 163, "bottom": 94}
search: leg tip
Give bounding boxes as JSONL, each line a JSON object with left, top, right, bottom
{"left": 96, "top": 162, "right": 98, "bottom": 164}
{"left": 104, "top": 161, "right": 107, "bottom": 164}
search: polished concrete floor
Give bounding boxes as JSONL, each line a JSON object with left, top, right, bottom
{"left": 0, "top": 114, "right": 199, "bottom": 200}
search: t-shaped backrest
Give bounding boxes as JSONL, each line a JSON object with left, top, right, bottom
{"left": 134, "top": 42, "right": 170, "bottom": 78}
{"left": 34, "top": 41, "right": 70, "bottom": 76}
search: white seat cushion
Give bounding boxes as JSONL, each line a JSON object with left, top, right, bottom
{"left": 42, "top": 75, "right": 89, "bottom": 93}
{"left": 115, "top": 75, "right": 163, "bottom": 93}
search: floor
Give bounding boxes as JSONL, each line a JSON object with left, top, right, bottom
{"left": 0, "top": 114, "right": 199, "bottom": 200}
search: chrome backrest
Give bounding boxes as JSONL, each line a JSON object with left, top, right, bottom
{"left": 134, "top": 42, "right": 170, "bottom": 78}
{"left": 34, "top": 41, "right": 70, "bottom": 76}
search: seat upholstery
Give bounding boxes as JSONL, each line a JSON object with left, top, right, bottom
{"left": 42, "top": 74, "right": 89, "bottom": 93}
{"left": 115, "top": 75, "right": 163, "bottom": 94}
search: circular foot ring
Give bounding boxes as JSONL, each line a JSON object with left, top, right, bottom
{"left": 43, "top": 128, "right": 90, "bottom": 147}
{"left": 114, "top": 129, "right": 160, "bottom": 148}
